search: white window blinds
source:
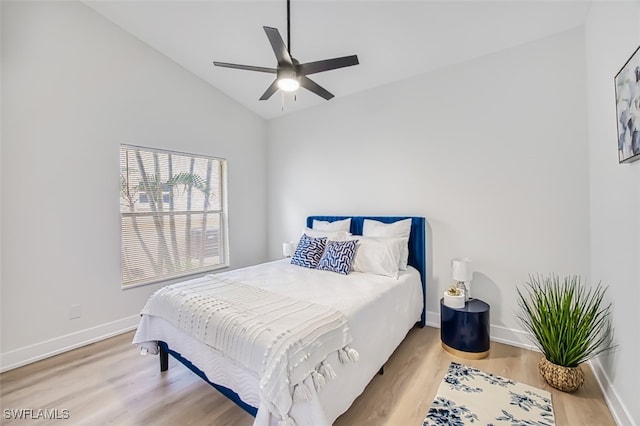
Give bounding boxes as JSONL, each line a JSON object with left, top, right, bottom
{"left": 120, "top": 145, "right": 228, "bottom": 287}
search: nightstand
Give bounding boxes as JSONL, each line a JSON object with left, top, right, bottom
{"left": 440, "top": 298, "right": 490, "bottom": 359}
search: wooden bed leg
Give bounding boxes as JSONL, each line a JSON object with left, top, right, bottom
{"left": 378, "top": 366, "right": 384, "bottom": 375}
{"left": 160, "top": 345, "right": 169, "bottom": 372}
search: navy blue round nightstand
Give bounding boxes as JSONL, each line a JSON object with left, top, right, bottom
{"left": 440, "top": 298, "right": 490, "bottom": 359}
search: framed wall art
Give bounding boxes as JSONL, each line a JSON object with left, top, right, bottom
{"left": 614, "top": 45, "right": 640, "bottom": 164}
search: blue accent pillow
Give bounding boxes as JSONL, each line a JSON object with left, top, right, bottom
{"left": 291, "top": 234, "right": 327, "bottom": 269}
{"left": 316, "top": 239, "right": 359, "bottom": 275}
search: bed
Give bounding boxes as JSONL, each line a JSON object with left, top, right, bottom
{"left": 133, "top": 215, "right": 427, "bottom": 426}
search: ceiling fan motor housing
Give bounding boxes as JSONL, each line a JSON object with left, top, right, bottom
{"left": 277, "top": 66, "right": 297, "bottom": 81}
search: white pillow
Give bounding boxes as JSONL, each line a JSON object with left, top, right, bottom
{"left": 349, "top": 236, "right": 404, "bottom": 279}
{"left": 362, "top": 218, "right": 411, "bottom": 270}
{"left": 302, "top": 227, "right": 349, "bottom": 241}
{"left": 312, "top": 218, "right": 351, "bottom": 232}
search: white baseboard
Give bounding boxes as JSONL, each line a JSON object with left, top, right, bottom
{"left": 489, "top": 323, "right": 539, "bottom": 352}
{"left": 427, "top": 309, "right": 633, "bottom": 426}
{"left": 0, "top": 315, "right": 139, "bottom": 373}
{"left": 589, "top": 358, "right": 637, "bottom": 426}
{"left": 425, "top": 310, "right": 440, "bottom": 328}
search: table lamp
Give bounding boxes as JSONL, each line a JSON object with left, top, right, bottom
{"left": 282, "top": 241, "right": 295, "bottom": 258}
{"left": 452, "top": 257, "right": 473, "bottom": 302}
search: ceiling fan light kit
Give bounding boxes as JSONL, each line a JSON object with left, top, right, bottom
{"left": 276, "top": 69, "right": 300, "bottom": 92}
{"left": 213, "top": 0, "right": 359, "bottom": 102}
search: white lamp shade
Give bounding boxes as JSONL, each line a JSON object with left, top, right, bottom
{"left": 282, "top": 241, "right": 295, "bottom": 257}
{"left": 451, "top": 258, "right": 473, "bottom": 282}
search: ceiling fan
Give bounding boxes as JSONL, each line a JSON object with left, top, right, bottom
{"left": 213, "top": 0, "right": 359, "bottom": 101}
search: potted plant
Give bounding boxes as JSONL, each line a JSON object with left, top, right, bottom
{"left": 516, "top": 274, "right": 615, "bottom": 392}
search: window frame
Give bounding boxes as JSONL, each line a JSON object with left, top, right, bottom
{"left": 119, "top": 144, "right": 229, "bottom": 289}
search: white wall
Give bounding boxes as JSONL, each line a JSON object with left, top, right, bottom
{"left": 268, "top": 28, "right": 590, "bottom": 342}
{"left": 0, "top": 2, "right": 268, "bottom": 370}
{"left": 2, "top": 1, "right": 636, "bottom": 423}
{"left": 585, "top": 3, "right": 640, "bottom": 425}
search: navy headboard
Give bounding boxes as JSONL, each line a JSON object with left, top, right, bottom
{"left": 306, "top": 216, "right": 427, "bottom": 327}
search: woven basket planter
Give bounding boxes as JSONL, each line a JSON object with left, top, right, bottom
{"left": 537, "top": 356, "right": 584, "bottom": 392}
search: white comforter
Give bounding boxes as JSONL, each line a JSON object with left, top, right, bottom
{"left": 133, "top": 259, "right": 423, "bottom": 426}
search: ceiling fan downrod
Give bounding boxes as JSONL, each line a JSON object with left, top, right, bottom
{"left": 287, "top": 0, "right": 291, "bottom": 56}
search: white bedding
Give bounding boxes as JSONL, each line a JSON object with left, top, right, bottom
{"left": 133, "top": 259, "right": 423, "bottom": 426}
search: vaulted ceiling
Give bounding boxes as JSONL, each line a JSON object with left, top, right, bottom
{"left": 85, "top": 1, "right": 591, "bottom": 120}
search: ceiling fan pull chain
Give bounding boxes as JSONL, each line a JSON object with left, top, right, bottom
{"left": 281, "top": 91, "right": 285, "bottom": 111}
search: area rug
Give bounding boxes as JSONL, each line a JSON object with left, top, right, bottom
{"left": 423, "top": 362, "right": 555, "bottom": 426}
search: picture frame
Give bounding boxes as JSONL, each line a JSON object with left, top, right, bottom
{"left": 614, "top": 45, "right": 640, "bottom": 164}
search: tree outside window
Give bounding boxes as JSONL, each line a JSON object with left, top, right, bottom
{"left": 119, "top": 145, "right": 228, "bottom": 287}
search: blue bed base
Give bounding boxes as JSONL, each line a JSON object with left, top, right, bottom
{"left": 158, "top": 341, "right": 258, "bottom": 416}
{"left": 158, "top": 215, "right": 427, "bottom": 417}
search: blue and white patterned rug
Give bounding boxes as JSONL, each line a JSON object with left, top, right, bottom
{"left": 423, "top": 362, "right": 555, "bottom": 426}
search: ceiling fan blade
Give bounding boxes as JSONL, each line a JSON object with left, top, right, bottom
{"left": 299, "top": 76, "right": 334, "bottom": 100}
{"left": 263, "top": 26, "right": 294, "bottom": 67}
{"left": 213, "top": 62, "right": 276, "bottom": 74}
{"left": 259, "top": 79, "right": 279, "bottom": 101}
{"left": 297, "top": 55, "right": 359, "bottom": 76}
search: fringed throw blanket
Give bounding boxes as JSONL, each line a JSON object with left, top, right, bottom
{"left": 140, "top": 275, "right": 359, "bottom": 425}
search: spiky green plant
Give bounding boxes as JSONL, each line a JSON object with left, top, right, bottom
{"left": 516, "top": 274, "right": 615, "bottom": 367}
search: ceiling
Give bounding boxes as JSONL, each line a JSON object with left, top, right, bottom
{"left": 85, "top": 1, "right": 592, "bottom": 120}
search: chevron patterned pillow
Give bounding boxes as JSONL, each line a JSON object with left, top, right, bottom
{"left": 291, "top": 234, "right": 327, "bottom": 268}
{"left": 316, "top": 239, "right": 359, "bottom": 275}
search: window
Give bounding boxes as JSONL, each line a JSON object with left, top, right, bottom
{"left": 139, "top": 184, "right": 171, "bottom": 204}
{"left": 119, "top": 145, "right": 228, "bottom": 287}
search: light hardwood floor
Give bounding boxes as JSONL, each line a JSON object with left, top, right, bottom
{"left": 0, "top": 327, "right": 615, "bottom": 426}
